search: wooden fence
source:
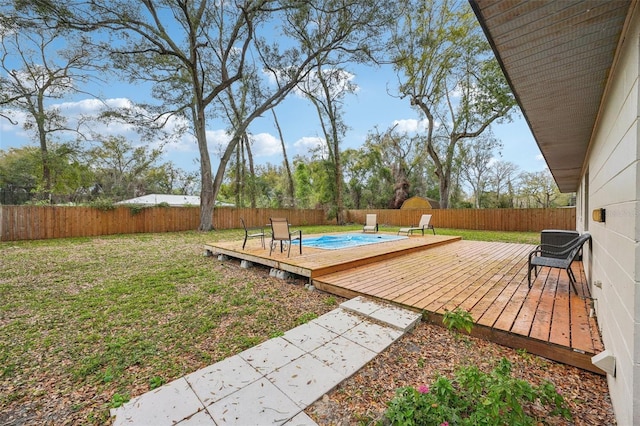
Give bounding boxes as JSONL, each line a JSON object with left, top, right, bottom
{"left": 345, "top": 208, "right": 576, "bottom": 233}
{"left": 0, "top": 206, "right": 330, "bottom": 242}
{"left": 0, "top": 205, "right": 575, "bottom": 242}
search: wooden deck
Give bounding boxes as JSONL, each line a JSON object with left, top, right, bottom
{"left": 204, "top": 233, "right": 605, "bottom": 374}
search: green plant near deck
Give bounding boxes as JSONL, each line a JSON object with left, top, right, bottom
{"left": 443, "top": 308, "right": 474, "bottom": 334}
{"left": 382, "top": 357, "right": 571, "bottom": 426}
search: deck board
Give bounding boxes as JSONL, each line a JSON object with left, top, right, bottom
{"left": 204, "top": 234, "right": 605, "bottom": 374}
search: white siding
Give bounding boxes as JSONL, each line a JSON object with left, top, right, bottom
{"left": 582, "top": 7, "right": 640, "bottom": 424}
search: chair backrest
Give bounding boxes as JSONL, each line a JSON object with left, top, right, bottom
{"left": 544, "top": 232, "right": 591, "bottom": 260}
{"left": 366, "top": 214, "right": 377, "bottom": 226}
{"left": 270, "top": 218, "right": 289, "bottom": 240}
{"left": 240, "top": 217, "right": 248, "bottom": 230}
{"left": 418, "top": 214, "right": 432, "bottom": 227}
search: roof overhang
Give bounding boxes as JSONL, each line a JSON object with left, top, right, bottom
{"left": 469, "top": 0, "right": 633, "bottom": 192}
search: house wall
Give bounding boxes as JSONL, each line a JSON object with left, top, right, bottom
{"left": 578, "top": 6, "right": 640, "bottom": 424}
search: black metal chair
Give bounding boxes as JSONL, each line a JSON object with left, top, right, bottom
{"left": 240, "top": 217, "right": 265, "bottom": 250}
{"left": 527, "top": 232, "right": 591, "bottom": 295}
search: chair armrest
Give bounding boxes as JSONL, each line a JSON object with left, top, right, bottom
{"left": 528, "top": 248, "right": 543, "bottom": 261}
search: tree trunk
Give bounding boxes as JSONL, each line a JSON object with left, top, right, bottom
{"left": 334, "top": 141, "right": 344, "bottom": 224}
{"left": 272, "top": 109, "right": 295, "bottom": 207}
{"left": 36, "top": 92, "right": 51, "bottom": 203}
{"left": 235, "top": 137, "right": 242, "bottom": 207}
{"left": 244, "top": 133, "right": 257, "bottom": 209}
{"left": 194, "top": 104, "right": 215, "bottom": 231}
{"left": 212, "top": 135, "right": 241, "bottom": 217}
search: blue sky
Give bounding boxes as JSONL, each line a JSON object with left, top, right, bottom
{"left": 0, "top": 58, "right": 546, "bottom": 177}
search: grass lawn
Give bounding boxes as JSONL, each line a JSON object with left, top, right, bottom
{"left": 0, "top": 226, "right": 539, "bottom": 424}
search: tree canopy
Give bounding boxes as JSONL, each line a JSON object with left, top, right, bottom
{"left": 0, "top": 0, "right": 572, "bottom": 213}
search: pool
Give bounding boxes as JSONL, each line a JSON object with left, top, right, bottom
{"left": 302, "top": 233, "right": 408, "bottom": 250}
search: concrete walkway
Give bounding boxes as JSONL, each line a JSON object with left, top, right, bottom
{"left": 110, "top": 296, "right": 422, "bottom": 425}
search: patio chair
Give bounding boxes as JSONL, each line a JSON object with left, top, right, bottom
{"left": 363, "top": 214, "right": 378, "bottom": 233}
{"left": 527, "top": 232, "right": 591, "bottom": 295}
{"left": 240, "top": 217, "right": 265, "bottom": 250}
{"left": 397, "top": 214, "right": 436, "bottom": 236}
{"left": 269, "top": 217, "right": 302, "bottom": 257}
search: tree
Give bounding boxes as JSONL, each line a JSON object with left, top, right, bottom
{"left": 293, "top": 161, "right": 313, "bottom": 208}
{"left": 342, "top": 141, "right": 395, "bottom": 209}
{"left": 0, "top": 144, "right": 94, "bottom": 204}
{"left": 458, "top": 133, "right": 501, "bottom": 208}
{"left": 391, "top": 0, "right": 516, "bottom": 208}
{"left": 86, "top": 136, "right": 166, "bottom": 201}
{"left": 0, "top": 146, "right": 42, "bottom": 197}
{"left": 271, "top": 109, "right": 295, "bottom": 207}
{"left": 297, "top": 67, "right": 356, "bottom": 222}
{"left": 0, "top": 14, "right": 102, "bottom": 201}
{"left": 517, "top": 169, "right": 570, "bottom": 208}
{"left": 34, "top": 0, "right": 395, "bottom": 230}
{"left": 358, "top": 125, "right": 434, "bottom": 208}
{"left": 489, "top": 160, "right": 519, "bottom": 208}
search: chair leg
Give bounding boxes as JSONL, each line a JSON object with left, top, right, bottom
{"left": 527, "top": 264, "right": 540, "bottom": 288}
{"left": 243, "top": 235, "right": 248, "bottom": 250}
{"left": 567, "top": 267, "right": 578, "bottom": 295}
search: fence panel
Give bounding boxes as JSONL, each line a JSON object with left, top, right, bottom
{"left": 0, "top": 205, "right": 575, "bottom": 242}
{"left": 0, "top": 206, "right": 330, "bottom": 241}
{"left": 344, "top": 208, "right": 575, "bottom": 232}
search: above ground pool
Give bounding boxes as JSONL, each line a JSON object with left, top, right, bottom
{"left": 302, "top": 233, "right": 407, "bottom": 250}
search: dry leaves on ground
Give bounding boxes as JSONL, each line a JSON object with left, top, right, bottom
{"left": 307, "top": 321, "right": 615, "bottom": 425}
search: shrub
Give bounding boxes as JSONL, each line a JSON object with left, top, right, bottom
{"left": 382, "top": 357, "right": 571, "bottom": 426}
{"left": 442, "top": 308, "right": 474, "bottom": 334}
{"left": 89, "top": 197, "right": 116, "bottom": 211}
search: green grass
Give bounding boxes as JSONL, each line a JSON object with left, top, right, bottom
{"left": 0, "top": 226, "right": 538, "bottom": 424}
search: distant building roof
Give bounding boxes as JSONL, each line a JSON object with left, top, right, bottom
{"left": 117, "top": 194, "right": 200, "bottom": 206}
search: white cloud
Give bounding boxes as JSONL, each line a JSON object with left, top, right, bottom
{"left": 536, "top": 154, "right": 545, "bottom": 161}
{"left": 0, "top": 96, "right": 201, "bottom": 159}
{"left": 392, "top": 118, "right": 429, "bottom": 133}
{"left": 293, "top": 136, "right": 328, "bottom": 159}
{"left": 294, "top": 136, "right": 324, "bottom": 151}
{"left": 207, "top": 129, "right": 232, "bottom": 156}
{"left": 250, "top": 133, "right": 281, "bottom": 156}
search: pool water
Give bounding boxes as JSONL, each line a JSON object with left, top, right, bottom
{"left": 302, "top": 233, "right": 407, "bottom": 250}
